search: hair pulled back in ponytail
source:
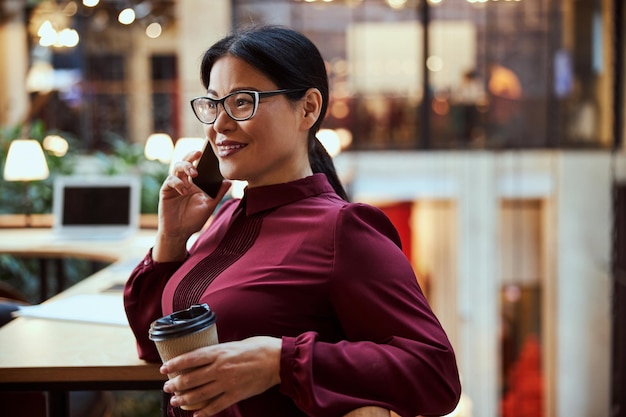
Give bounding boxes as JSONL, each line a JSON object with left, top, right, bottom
{"left": 200, "top": 25, "right": 349, "bottom": 201}
{"left": 309, "top": 136, "right": 348, "bottom": 201}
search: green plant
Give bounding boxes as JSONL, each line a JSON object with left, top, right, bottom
{"left": 110, "top": 391, "right": 162, "bottom": 417}
{"left": 93, "top": 135, "right": 168, "bottom": 214}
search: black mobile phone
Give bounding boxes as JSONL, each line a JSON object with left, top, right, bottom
{"left": 193, "top": 141, "right": 223, "bottom": 198}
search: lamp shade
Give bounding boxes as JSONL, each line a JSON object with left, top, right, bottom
{"left": 144, "top": 133, "right": 174, "bottom": 163}
{"left": 43, "top": 134, "right": 69, "bottom": 157}
{"left": 169, "top": 137, "right": 205, "bottom": 174}
{"left": 3, "top": 139, "right": 50, "bottom": 181}
{"left": 317, "top": 129, "right": 342, "bottom": 157}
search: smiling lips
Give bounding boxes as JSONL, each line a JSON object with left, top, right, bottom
{"left": 216, "top": 141, "right": 247, "bottom": 158}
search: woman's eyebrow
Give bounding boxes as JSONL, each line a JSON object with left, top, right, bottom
{"left": 205, "top": 87, "right": 260, "bottom": 97}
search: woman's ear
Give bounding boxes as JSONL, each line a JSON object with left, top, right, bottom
{"left": 300, "top": 88, "right": 323, "bottom": 130}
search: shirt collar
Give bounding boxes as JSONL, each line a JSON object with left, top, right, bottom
{"left": 240, "top": 173, "right": 335, "bottom": 216}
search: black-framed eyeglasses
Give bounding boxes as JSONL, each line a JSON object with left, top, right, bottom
{"left": 190, "top": 89, "right": 306, "bottom": 125}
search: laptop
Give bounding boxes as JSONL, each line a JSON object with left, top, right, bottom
{"left": 52, "top": 175, "right": 141, "bottom": 240}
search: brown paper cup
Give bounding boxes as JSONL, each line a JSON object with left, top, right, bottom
{"left": 149, "top": 304, "right": 218, "bottom": 411}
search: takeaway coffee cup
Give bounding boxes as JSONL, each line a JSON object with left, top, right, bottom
{"left": 149, "top": 303, "right": 218, "bottom": 410}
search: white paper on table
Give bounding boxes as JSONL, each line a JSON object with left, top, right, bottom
{"left": 15, "top": 294, "right": 128, "bottom": 326}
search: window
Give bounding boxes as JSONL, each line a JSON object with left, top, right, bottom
{"left": 83, "top": 54, "right": 128, "bottom": 150}
{"left": 233, "top": 0, "right": 614, "bottom": 150}
{"left": 151, "top": 55, "right": 179, "bottom": 139}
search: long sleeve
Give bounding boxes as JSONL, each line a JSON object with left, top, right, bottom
{"left": 279, "top": 204, "right": 461, "bottom": 417}
{"left": 123, "top": 250, "right": 185, "bottom": 362}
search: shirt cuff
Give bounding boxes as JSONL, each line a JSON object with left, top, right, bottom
{"left": 140, "top": 248, "right": 187, "bottom": 272}
{"left": 279, "top": 332, "right": 318, "bottom": 404}
{"left": 279, "top": 336, "right": 297, "bottom": 398}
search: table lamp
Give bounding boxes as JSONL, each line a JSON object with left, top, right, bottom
{"left": 144, "top": 133, "right": 174, "bottom": 163}
{"left": 169, "top": 137, "right": 204, "bottom": 174}
{"left": 3, "top": 139, "right": 50, "bottom": 227}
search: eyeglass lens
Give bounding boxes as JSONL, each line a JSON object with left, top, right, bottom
{"left": 193, "top": 91, "right": 257, "bottom": 124}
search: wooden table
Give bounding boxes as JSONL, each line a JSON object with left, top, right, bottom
{"left": 0, "top": 228, "right": 166, "bottom": 417}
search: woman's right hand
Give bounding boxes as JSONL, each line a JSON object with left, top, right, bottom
{"left": 153, "top": 150, "right": 231, "bottom": 262}
{"left": 343, "top": 407, "right": 391, "bottom": 417}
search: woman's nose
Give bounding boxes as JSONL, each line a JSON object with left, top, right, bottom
{"left": 212, "top": 104, "right": 235, "bottom": 132}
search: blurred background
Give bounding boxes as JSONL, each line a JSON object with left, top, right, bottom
{"left": 0, "top": 0, "right": 625, "bottom": 416}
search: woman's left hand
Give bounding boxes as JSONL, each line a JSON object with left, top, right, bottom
{"left": 161, "top": 336, "right": 282, "bottom": 415}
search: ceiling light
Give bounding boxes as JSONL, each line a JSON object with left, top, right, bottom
{"left": 57, "top": 28, "right": 79, "bottom": 47}
{"left": 146, "top": 22, "right": 162, "bottom": 38}
{"left": 118, "top": 8, "right": 136, "bottom": 25}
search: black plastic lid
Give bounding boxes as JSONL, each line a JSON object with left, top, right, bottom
{"left": 148, "top": 303, "right": 216, "bottom": 341}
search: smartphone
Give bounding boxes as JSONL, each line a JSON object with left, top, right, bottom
{"left": 192, "top": 141, "right": 223, "bottom": 198}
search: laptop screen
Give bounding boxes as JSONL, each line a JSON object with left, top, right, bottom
{"left": 53, "top": 175, "right": 141, "bottom": 239}
{"left": 62, "top": 186, "right": 132, "bottom": 226}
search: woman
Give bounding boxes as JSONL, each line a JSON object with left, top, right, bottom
{"left": 124, "top": 25, "right": 461, "bottom": 417}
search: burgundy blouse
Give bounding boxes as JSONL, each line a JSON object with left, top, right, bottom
{"left": 124, "top": 174, "right": 460, "bottom": 417}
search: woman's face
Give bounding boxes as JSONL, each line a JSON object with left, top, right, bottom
{"left": 203, "top": 55, "right": 313, "bottom": 188}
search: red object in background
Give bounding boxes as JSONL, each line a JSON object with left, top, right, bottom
{"left": 501, "top": 333, "right": 544, "bottom": 417}
{"left": 376, "top": 201, "right": 432, "bottom": 299}
{"left": 377, "top": 201, "right": 413, "bottom": 263}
